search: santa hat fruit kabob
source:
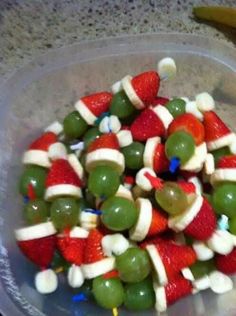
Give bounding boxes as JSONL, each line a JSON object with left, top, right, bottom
{"left": 15, "top": 57, "right": 236, "bottom": 314}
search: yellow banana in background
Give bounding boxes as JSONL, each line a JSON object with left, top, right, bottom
{"left": 193, "top": 6, "right": 236, "bottom": 28}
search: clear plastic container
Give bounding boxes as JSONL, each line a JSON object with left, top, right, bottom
{"left": 0, "top": 33, "right": 236, "bottom": 316}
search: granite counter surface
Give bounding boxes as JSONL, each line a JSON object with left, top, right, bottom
{"left": 0, "top": 0, "right": 236, "bottom": 82}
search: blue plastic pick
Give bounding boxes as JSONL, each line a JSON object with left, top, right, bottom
{"left": 83, "top": 208, "right": 102, "bottom": 216}
{"left": 218, "top": 215, "right": 229, "bottom": 231}
{"left": 72, "top": 293, "right": 88, "bottom": 302}
{"left": 23, "top": 196, "right": 30, "bottom": 204}
{"left": 95, "top": 112, "right": 110, "bottom": 125}
{"left": 169, "top": 157, "right": 180, "bottom": 173}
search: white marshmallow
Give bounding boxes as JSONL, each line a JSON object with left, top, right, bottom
{"left": 45, "top": 121, "right": 63, "bottom": 135}
{"left": 193, "top": 241, "right": 214, "bottom": 261}
{"left": 135, "top": 167, "right": 157, "bottom": 191}
{"left": 102, "top": 234, "right": 129, "bottom": 257}
{"left": 67, "top": 265, "right": 84, "bottom": 288}
{"left": 35, "top": 269, "right": 58, "bottom": 294}
{"left": 111, "top": 80, "right": 123, "bottom": 94}
{"left": 79, "top": 211, "right": 99, "bottom": 230}
{"left": 209, "top": 271, "right": 233, "bottom": 294}
{"left": 196, "top": 92, "right": 215, "bottom": 112}
{"left": 185, "top": 101, "right": 204, "bottom": 121}
{"left": 48, "top": 142, "right": 67, "bottom": 160}
{"left": 157, "top": 57, "right": 177, "bottom": 80}
{"left": 207, "top": 230, "right": 234, "bottom": 255}
{"left": 116, "top": 130, "right": 133, "bottom": 147}
{"left": 181, "top": 267, "right": 195, "bottom": 281}
{"left": 193, "top": 275, "right": 210, "bottom": 291}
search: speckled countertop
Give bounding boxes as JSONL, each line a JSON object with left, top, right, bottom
{"left": 0, "top": 0, "right": 236, "bottom": 81}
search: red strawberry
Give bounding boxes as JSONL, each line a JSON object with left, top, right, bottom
{"left": 153, "top": 143, "right": 169, "bottom": 173}
{"left": 152, "top": 96, "right": 170, "bottom": 106}
{"left": 156, "top": 242, "right": 197, "bottom": 280}
{"left": 46, "top": 159, "right": 82, "bottom": 187}
{"left": 57, "top": 236, "right": 86, "bottom": 265}
{"left": 165, "top": 276, "right": 192, "bottom": 305}
{"left": 184, "top": 198, "right": 216, "bottom": 241}
{"left": 139, "top": 233, "right": 175, "bottom": 249}
{"left": 203, "top": 111, "right": 231, "bottom": 142}
{"left": 29, "top": 132, "right": 57, "bottom": 151}
{"left": 218, "top": 155, "right": 236, "bottom": 169}
{"left": 177, "top": 181, "right": 196, "bottom": 194}
{"left": 103, "top": 270, "right": 119, "bottom": 279}
{"left": 81, "top": 92, "right": 112, "bottom": 117}
{"left": 131, "top": 71, "right": 160, "bottom": 106}
{"left": 168, "top": 113, "right": 205, "bottom": 145}
{"left": 88, "top": 133, "right": 120, "bottom": 153}
{"left": 215, "top": 248, "right": 236, "bottom": 275}
{"left": 83, "top": 229, "right": 105, "bottom": 264}
{"left": 148, "top": 208, "right": 168, "bottom": 237}
{"left": 130, "top": 108, "right": 165, "bottom": 141}
{"left": 17, "top": 235, "right": 56, "bottom": 268}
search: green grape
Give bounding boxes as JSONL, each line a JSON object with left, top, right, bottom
{"left": 110, "top": 90, "right": 135, "bottom": 118}
{"left": 83, "top": 127, "right": 101, "bottom": 150}
{"left": 203, "top": 193, "right": 213, "bottom": 206}
{"left": 124, "top": 277, "right": 155, "bottom": 311}
{"left": 88, "top": 165, "right": 120, "bottom": 198}
{"left": 50, "top": 198, "right": 79, "bottom": 231}
{"left": 19, "top": 166, "right": 47, "bottom": 198}
{"left": 213, "top": 183, "right": 236, "bottom": 218}
{"left": 23, "top": 199, "right": 50, "bottom": 224}
{"left": 229, "top": 216, "right": 236, "bottom": 235}
{"left": 101, "top": 197, "right": 138, "bottom": 231}
{"left": 190, "top": 260, "right": 215, "bottom": 279}
{"left": 165, "top": 98, "right": 186, "bottom": 118}
{"left": 63, "top": 111, "right": 88, "bottom": 139}
{"left": 165, "top": 131, "right": 195, "bottom": 164}
{"left": 121, "top": 142, "right": 145, "bottom": 170}
{"left": 212, "top": 146, "right": 231, "bottom": 166}
{"left": 79, "top": 152, "right": 86, "bottom": 169}
{"left": 155, "top": 182, "right": 189, "bottom": 215}
{"left": 116, "top": 248, "right": 151, "bottom": 283}
{"left": 92, "top": 276, "right": 124, "bottom": 309}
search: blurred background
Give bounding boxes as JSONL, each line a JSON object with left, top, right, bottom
{"left": 0, "top": 0, "right": 235, "bottom": 83}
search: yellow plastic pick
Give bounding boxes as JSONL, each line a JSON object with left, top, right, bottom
{"left": 112, "top": 307, "right": 118, "bottom": 316}
{"left": 54, "top": 266, "right": 64, "bottom": 274}
{"left": 193, "top": 6, "right": 236, "bottom": 28}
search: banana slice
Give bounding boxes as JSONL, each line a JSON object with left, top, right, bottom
{"left": 15, "top": 221, "right": 56, "bottom": 241}
{"left": 121, "top": 75, "right": 145, "bottom": 110}
{"left": 23, "top": 150, "right": 51, "bottom": 168}
{"left": 129, "top": 198, "right": 152, "bottom": 241}
{"left": 146, "top": 245, "right": 168, "bottom": 285}
{"left": 82, "top": 257, "right": 115, "bottom": 279}
{"left": 143, "top": 137, "right": 161, "bottom": 169}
